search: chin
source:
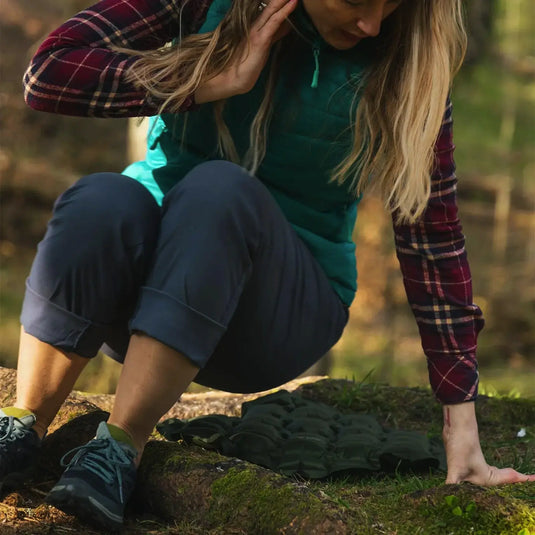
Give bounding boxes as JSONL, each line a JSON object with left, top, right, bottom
{"left": 324, "top": 32, "right": 363, "bottom": 50}
{"left": 327, "top": 39, "right": 361, "bottom": 51}
{"left": 332, "top": 42, "right": 359, "bottom": 50}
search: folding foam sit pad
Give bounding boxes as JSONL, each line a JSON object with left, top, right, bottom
{"left": 156, "top": 390, "right": 446, "bottom": 479}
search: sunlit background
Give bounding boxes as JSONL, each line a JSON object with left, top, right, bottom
{"left": 1, "top": 0, "right": 534, "bottom": 397}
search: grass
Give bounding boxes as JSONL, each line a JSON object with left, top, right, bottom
{"left": 312, "top": 476, "right": 535, "bottom": 534}
{"left": 329, "top": 344, "right": 535, "bottom": 401}
{"left": 297, "top": 379, "right": 535, "bottom": 534}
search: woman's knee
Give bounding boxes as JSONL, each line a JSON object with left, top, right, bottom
{"left": 27, "top": 173, "right": 161, "bottom": 324}
{"left": 164, "top": 161, "right": 271, "bottom": 214}
{"left": 54, "top": 173, "right": 160, "bottom": 245}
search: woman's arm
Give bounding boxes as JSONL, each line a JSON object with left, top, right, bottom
{"left": 392, "top": 97, "right": 483, "bottom": 405}
{"left": 393, "top": 97, "right": 535, "bottom": 484}
{"left": 23, "top": 0, "right": 212, "bottom": 117}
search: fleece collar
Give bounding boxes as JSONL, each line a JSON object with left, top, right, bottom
{"left": 288, "top": 1, "right": 324, "bottom": 88}
{"left": 289, "top": 1, "right": 324, "bottom": 49}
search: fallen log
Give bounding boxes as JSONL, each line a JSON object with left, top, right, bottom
{"left": 0, "top": 366, "right": 347, "bottom": 533}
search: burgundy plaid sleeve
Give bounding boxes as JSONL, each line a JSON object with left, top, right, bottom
{"left": 23, "top": 0, "right": 212, "bottom": 117}
{"left": 392, "top": 98, "right": 485, "bottom": 404}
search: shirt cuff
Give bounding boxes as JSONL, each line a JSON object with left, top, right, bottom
{"left": 428, "top": 354, "right": 479, "bottom": 404}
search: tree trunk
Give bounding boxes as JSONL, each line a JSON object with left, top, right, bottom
{"left": 464, "top": 0, "right": 496, "bottom": 63}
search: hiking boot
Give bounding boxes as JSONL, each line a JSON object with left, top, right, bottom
{"left": 46, "top": 421, "right": 137, "bottom": 532}
{"left": 0, "top": 408, "right": 41, "bottom": 491}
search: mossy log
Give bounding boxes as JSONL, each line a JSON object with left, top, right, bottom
{"left": 34, "top": 414, "right": 348, "bottom": 533}
{"left": 0, "top": 366, "right": 346, "bottom": 533}
{"left": 133, "top": 441, "right": 348, "bottom": 533}
{"left": 1, "top": 366, "right": 535, "bottom": 534}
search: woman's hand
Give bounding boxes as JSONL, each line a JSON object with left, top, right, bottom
{"left": 194, "top": 0, "right": 297, "bottom": 104}
{"left": 443, "top": 402, "right": 535, "bottom": 485}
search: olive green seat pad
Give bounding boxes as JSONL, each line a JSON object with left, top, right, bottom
{"left": 156, "top": 390, "right": 446, "bottom": 479}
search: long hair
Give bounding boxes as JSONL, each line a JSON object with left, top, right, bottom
{"left": 125, "top": 0, "right": 467, "bottom": 223}
{"left": 334, "top": 0, "right": 467, "bottom": 223}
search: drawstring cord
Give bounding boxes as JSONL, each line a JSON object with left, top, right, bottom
{"left": 311, "top": 47, "right": 320, "bottom": 89}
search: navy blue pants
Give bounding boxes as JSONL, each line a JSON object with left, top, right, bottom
{"left": 21, "top": 161, "right": 348, "bottom": 393}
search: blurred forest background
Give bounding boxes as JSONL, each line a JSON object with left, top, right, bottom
{"left": 1, "top": 0, "right": 534, "bottom": 397}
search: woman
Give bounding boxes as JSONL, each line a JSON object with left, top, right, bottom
{"left": 1, "top": 0, "right": 533, "bottom": 530}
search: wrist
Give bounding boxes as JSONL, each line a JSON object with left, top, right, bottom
{"left": 194, "top": 72, "right": 245, "bottom": 104}
{"left": 443, "top": 401, "right": 477, "bottom": 428}
{"left": 442, "top": 401, "right": 480, "bottom": 446}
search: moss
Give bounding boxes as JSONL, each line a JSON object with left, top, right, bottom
{"left": 208, "top": 467, "right": 327, "bottom": 534}
{"left": 314, "top": 477, "right": 535, "bottom": 535}
{"left": 409, "top": 484, "right": 535, "bottom": 535}
{"left": 299, "top": 379, "right": 443, "bottom": 432}
{"left": 141, "top": 440, "right": 226, "bottom": 473}
{"left": 300, "top": 379, "right": 535, "bottom": 427}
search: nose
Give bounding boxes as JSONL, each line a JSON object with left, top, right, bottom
{"left": 356, "top": 5, "right": 383, "bottom": 37}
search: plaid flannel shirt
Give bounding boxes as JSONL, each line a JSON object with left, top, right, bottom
{"left": 22, "top": 0, "right": 484, "bottom": 404}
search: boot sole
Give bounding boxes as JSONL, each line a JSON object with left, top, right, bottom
{"left": 46, "top": 481, "right": 123, "bottom": 532}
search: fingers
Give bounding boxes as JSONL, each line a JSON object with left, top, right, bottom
{"left": 490, "top": 468, "right": 535, "bottom": 485}
{"left": 255, "top": 0, "right": 297, "bottom": 33}
{"left": 243, "top": 0, "right": 296, "bottom": 64}
{"left": 447, "top": 467, "right": 535, "bottom": 486}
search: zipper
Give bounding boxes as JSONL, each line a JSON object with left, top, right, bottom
{"left": 288, "top": 6, "right": 323, "bottom": 90}
{"left": 311, "top": 46, "right": 320, "bottom": 89}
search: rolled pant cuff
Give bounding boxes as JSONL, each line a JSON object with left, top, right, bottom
{"left": 20, "top": 281, "right": 102, "bottom": 358}
{"left": 129, "top": 286, "right": 226, "bottom": 369}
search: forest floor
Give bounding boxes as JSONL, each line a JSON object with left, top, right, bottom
{"left": 1, "top": 368, "right": 534, "bottom": 534}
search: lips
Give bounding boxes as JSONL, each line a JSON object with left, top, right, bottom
{"left": 340, "top": 30, "right": 363, "bottom": 43}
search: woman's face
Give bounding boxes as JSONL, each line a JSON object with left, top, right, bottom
{"left": 302, "top": 0, "right": 403, "bottom": 49}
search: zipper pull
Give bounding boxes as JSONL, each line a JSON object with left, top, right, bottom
{"left": 311, "top": 47, "right": 320, "bottom": 89}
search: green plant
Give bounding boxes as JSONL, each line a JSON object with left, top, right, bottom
{"left": 444, "top": 495, "right": 478, "bottom": 518}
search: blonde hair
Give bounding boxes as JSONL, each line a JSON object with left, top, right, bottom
{"left": 126, "top": 0, "right": 467, "bottom": 223}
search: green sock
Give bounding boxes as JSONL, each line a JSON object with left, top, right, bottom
{"left": 1, "top": 406, "right": 35, "bottom": 419}
{"left": 106, "top": 423, "right": 136, "bottom": 450}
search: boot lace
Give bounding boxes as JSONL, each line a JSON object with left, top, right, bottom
{"left": 60, "top": 439, "right": 135, "bottom": 503}
{"left": 0, "top": 416, "right": 29, "bottom": 449}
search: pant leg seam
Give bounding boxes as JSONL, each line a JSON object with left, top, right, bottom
{"left": 136, "top": 286, "right": 226, "bottom": 329}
